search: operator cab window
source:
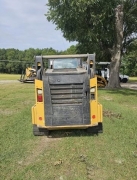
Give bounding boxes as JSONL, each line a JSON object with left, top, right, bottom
{"left": 48, "top": 58, "right": 81, "bottom": 72}
{"left": 53, "top": 58, "right": 78, "bottom": 69}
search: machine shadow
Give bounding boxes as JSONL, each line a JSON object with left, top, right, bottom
{"left": 47, "top": 129, "right": 100, "bottom": 138}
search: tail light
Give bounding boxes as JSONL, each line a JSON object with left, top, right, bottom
{"left": 37, "top": 89, "right": 43, "bottom": 102}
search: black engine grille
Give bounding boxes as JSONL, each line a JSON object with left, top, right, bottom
{"left": 43, "top": 74, "right": 90, "bottom": 126}
{"left": 50, "top": 83, "right": 83, "bottom": 104}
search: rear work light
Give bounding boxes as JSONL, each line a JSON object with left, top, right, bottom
{"left": 92, "top": 115, "right": 96, "bottom": 119}
{"left": 37, "top": 89, "right": 43, "bottom": 102}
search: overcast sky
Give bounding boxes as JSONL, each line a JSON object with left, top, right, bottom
{"left": 0, "top": 0, "right": 76, "bottom": 51}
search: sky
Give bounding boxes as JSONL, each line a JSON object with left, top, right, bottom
{"left": 0, "top": 0, "right": 76, "bottom": 51}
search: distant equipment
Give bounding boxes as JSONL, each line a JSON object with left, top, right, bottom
{"left": 19, "top": 65, "right": 36, "bottom": 83}
{"left": 82, "top": 61, "right": 107, "bottom": 88}
{"left": 96, "top": 62, "right": 129, "bottom": 84}
{"left": 0, "top": 60, "right": 36, "bottom": 83}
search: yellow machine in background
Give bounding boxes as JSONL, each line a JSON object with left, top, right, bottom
{"left": 96, "top": 75, "right": 107, "bottom": 87}
{"left": 89, "top": 60, "right": 107, "bottom": 88}
{"left": 19, "top": 66, "right": 36, "bottom": 83}
{"left": 32, "top": 54, "right": 103, "bottom": 135}
{"left": 96, "top": 62, "right": 129, "bottom": 84}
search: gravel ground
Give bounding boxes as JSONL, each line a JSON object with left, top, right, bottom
{"left": 121, "top": 82, "right": 137, "bottom": 90}
{"left": 0, "top": 80, "right": 19, "bottom": 84}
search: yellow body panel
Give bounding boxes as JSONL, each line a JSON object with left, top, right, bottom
{"left": 89, "top": 77, "right": 103, "bottom": 126}
{"left": 90, "top": 100, "right": 98, "bottom": 126}
{"left": 32, "top": 105, "right": 36, "bottom": 124}
{"left": 98, "top": 103, "right": 103, "bottom": 123}
{"left": 90, "top": 77, "right": 98, "bottom": 100}
{"left": 35, "top": 79, "right": 43, "bottom": 99}
{"left": 32, "top": 79, "right": 45, "bottom": 126}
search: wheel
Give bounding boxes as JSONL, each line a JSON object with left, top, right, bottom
{"left": 98, "top": 123, "right": 103, "bottom": 133}
{"left": 33, "top": 125, "right": 49, "bottom": 136}
{"left": 86, "top": 123, "right": 103, "bottom": 134}
{"left": 122, "top": 78, "right": 128, "bottom": 83}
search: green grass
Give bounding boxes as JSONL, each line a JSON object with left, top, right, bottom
{"left": 0, "top": 74, "right": 20, "bottom": 80}
{"left": 0, "top": 82, "right": 137, "bottom": 180}
{"left": 129, "top": 77, "right": 137, "bottom": 82}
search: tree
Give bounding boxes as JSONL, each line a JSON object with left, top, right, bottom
{"left": 122, "top": 39, "right": 137, "bottom": 76}
{"left": 60, "top": 45, "right": 77, "bottom": 55}
{"left": 41, "top": 48, "right": 58, "bottom": 55}
{"left": 0, "top": 47, "right": 59, "bottom": 74}
{"left": 46, "top": 0, "right": 137, "bottom": 88}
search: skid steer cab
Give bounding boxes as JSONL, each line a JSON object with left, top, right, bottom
{"left": 31, "top": 54, "right": 103, "bottom": 136}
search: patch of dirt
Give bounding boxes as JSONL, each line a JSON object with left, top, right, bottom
{"left": 87, "top": 168, "right": 108, "bottom": 180}
{"left": 8, "top": 136, "right": 62, "bottom": 180}
{"left": 0, "top": 80, "right": 19, "bottom": 84}
{"left": 103, "top": 110, "right": 122, "bottom": 119}
{"left": 21, "top": 100, "right": 34, "bottom": 105}
{"left": 78, "top": 155, "right": 108, "bottom": 180}
{"left": 102, "top": 96, "right": 113, "bottom": 101}
{"left": 0, "top": 109, "right": 16, "bottom": 116}
{"left": 114, "top": 158, "right": 125, "bottom": 164}
{"left": 19, "top": 136, "right": 62, "bottom": 166}
{"left": 125, "top": 104, "right": 137, "bottom": 110}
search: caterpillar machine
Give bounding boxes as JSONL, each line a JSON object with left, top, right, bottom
{"left": 96, "top": 62, "right": 129, "bottom": 83}
{"left": 31, "top": 54, "right": 103, "bottom": 135}
{"left": 89, "top": 61, "right": 107, "bottom": 87}
{"left": 82, "top": 60, "right": 107, "bottom": 87}
{"left": 19, "top": 65, "right": 36, "bottom": 83}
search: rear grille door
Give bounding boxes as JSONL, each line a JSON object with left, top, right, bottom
{"left": 50, "top": 84, "right": 83, "bottom": 104}
{"left": 43, "top": 74, "right": 90, "bottom": 126}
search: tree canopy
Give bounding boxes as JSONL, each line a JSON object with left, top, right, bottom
{"left": 46, "top": 0, "right": 137, "bottom": 88}
{"left": 0, "top": 46, "right": 77, "bottom": 74}
{"left": 0, "top": 42, "right": 137, "bottom": 76}
{"left": 46, "top": 0, "right": 137, "bottom": 58}
{"left": 122, "top": 39, "right": 137, "bottom": 76}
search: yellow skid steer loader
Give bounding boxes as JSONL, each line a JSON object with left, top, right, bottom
{"left": 32, "top": 54, "right": 103, "bottom": 135}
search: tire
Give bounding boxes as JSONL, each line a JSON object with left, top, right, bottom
{"left": 98, "top": 123, "right": 103, "bottom": 133}
{"left": 119, "top": 77, "right": 122, "bottom": 82}
{"left": 33, "top": 125, "right": 49, "bottom": 136}
{"left": 86, "top": 123, "right": 103, "bottom": 134}
{"left": 122, "top": 78, "right": 128, "bottom": 83}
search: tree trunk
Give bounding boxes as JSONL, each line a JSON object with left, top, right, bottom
{"left": 107, "top": 4, "right": 123, "bottom": 89}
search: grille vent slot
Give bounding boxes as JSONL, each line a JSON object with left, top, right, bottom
{"left": 50, "top": 83, "right": 83, "bottom": 104}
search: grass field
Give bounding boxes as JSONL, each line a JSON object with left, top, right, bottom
{"left": 129, "top": 77, "right": 137, "bottom": 82}
{"left": 0, "top": 74, "right": 20, "bottom": 80}
{"left": 0, "top": 79, "right": 137, "bottom": 180}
